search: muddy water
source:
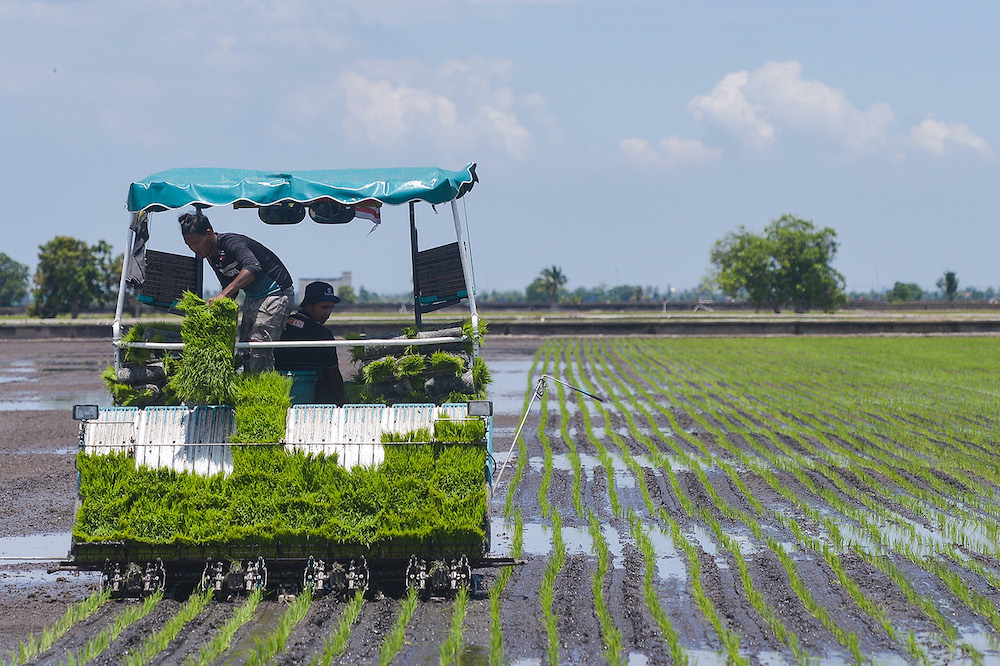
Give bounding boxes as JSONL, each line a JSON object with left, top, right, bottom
{"left": 0, "top": 532, "right": 72, "bottom": 562}
{"left": 0, "top": 340, "right": 118, "bottom": 654}
{"left": 0, "top": 351, "right": 109, "bottom": 410}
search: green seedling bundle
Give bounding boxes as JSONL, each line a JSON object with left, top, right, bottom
{"left": 170, "top": 291, "right": 239, "bottom": 405}
{"left": 230, "top": 371, "right": 292, "bottom": 444}
{"left": 347, "top": 320, "right": 491, "bottom": 405}
{"left": 105, "top": 303, "right": 492, "bottom": 410}
{"left": 102, "top": 322, "right": 182, "bottom": 407}
{"left": 101, "top": 294, "right": 238, "bottom": 408}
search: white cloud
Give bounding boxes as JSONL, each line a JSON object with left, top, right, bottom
{"left": 688, "top": 60, "right": 894, "bottom": 153}
{"left": 285, "top": 58, "right": 541, "bottom": 159}
{"left": 340, "top": 71, "right": 459, "bottom": 148}
{"left": 907, "top": 117, "right": 993, "bottom": 158}
{"left": 619, "top": 136, "right": 721, "bottom": 169}
{"left": 688, "top": 70, "right": 775, "bottom": 149}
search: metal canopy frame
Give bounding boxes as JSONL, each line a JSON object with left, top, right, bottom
{"left": 112, "top": 167, "right": 480, "bottom": 371}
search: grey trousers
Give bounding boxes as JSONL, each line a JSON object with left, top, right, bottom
{"left": 238, "top": 287, "right": 294, "bottom": 373}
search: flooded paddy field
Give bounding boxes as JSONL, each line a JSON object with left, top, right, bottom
{"left": 2, "top": 335, "right": 1000, "bottom": 664}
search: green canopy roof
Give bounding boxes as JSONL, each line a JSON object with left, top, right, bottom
{"left": 127, "top": 163, "right": 478, "bottom": 213}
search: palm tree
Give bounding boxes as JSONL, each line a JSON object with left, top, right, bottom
{"left": 539, "top": 265, "right": 567, "bottom": 303}
{"left": 937, "top": 270, "right": 958, "bottom": 301}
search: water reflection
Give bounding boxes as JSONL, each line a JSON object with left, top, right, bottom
{"left": 0, "top": 532, "right": 72, "bottom": 561}
{"left": 486, "top": 357, "right": 535, "bottom": 418}
{"left": 0, "top": 390, "right": 108, "bottom": 411}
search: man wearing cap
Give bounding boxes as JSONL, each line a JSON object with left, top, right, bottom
{"left": 274, "top": 282, "right": 347, "bottom": 405}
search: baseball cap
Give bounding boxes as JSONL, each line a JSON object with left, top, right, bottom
{"left": 300, "top": 281, "right": 341, "bottom": 306}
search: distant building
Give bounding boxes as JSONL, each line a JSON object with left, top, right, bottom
{"left": 297, "top": 272, "right": 352, "bottom": 302}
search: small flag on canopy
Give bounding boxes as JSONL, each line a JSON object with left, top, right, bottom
{"left": 355, "top": 203, "right": 381, "bottom": 226}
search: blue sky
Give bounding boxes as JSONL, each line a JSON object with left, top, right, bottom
{"left": 2, "top": 1, "right": 997, "bottom": 296}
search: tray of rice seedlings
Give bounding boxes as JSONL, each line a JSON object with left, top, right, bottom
{"left": 102, "top": 321, "right": 184, "bottom": 407}
{"left": 71, "top": 416, "right": 490, "bottom": 572}
{"left": 73, "top": 295, "right": 494, "bottom": 591}
{"left": 346, "top": 319, "right": 491, "bottom": 405}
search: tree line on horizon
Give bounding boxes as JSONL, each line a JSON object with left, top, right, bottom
{"left": 0, "top": 223, "right": 994, "bottom": 317}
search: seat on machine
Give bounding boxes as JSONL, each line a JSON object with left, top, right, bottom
{"left": 414, "top": 242, "right": 467, "bottom": 317}
{"left": 137, "top": 250, "right": 202, "bottom": 310}
{"left": 276, "top": 363, "right": 326, "bottom": 404}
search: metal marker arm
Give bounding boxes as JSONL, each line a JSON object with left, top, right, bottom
{"left": 492, "top": 374, "right": 603, "bottom": 489}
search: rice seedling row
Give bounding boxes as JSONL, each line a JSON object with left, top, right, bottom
{"left": 438, "top": 587, "right": 470, "bottom": 666}
{"left": 309, "top": 590, "right": 365, "bottom": 665}
{"left": 488, "top": 508, "right": 523, "bottom": 666}
{"left": 578, "top": 340, "right": 743, "bottom": 661}
{"left": 554, "top": 341, "right": 585, "bottom": 517}
{"left": 4, "top": 588, "right": 109, "bottom": 666}
{"left": 588, "top": 509, "right": 625, "bottom": 665}
{"left": 186, "top": 589, "right": 261, "bottom": 666}
{"left": 59, "top": 591, "right": 162, "bottom": 666}
{"left": 241, "top": 588, "right": 313, "bottom": 666}
{"left": 378, "top": 586, "right": 419, "bottom": 666}
{"left": 627, "top": 513, "right": 689, "bottom": 664}
{"left": 122, "top": 589, "right": 213, "bottom": 666}
{"left": 539, "top": 507, "right": 567, "bottom": 665}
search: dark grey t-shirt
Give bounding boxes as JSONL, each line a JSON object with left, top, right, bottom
{"left": 208, "top": 233, "right": 292, "bottom": 299}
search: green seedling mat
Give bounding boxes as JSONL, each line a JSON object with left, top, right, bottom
{"left": 72, "top": 441, "right": 488, "bottom": 562}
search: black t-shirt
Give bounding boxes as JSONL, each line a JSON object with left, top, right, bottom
{"left": 208, "top": 233, "right": 292, "bottom": 299}
{"left": 275, "top": 311, "right": 340, "bottom": 370}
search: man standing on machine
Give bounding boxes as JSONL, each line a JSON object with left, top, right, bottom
{"left": 179, "top": 210, "right": 294, "bottom": 373}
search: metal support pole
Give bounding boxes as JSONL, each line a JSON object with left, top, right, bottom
{"left": 451, "top": 199, "right": 479, "bottom": 358}
{"left": 409, "top": 202, "right": 421, "bottom": 330}
{"left": 112, "top": 217, "right": 137, "bottom": 372}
